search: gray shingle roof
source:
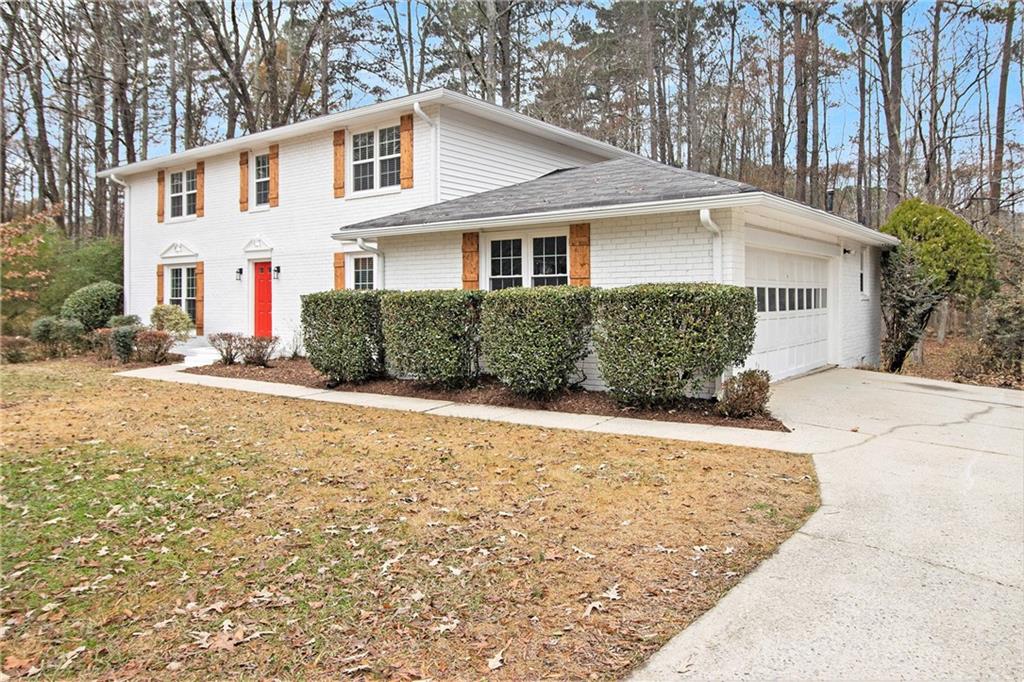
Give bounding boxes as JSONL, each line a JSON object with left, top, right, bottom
{"left": 338, "top": 157, "right": 759, "bottom": 231}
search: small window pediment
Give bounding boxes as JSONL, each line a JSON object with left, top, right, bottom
{"left": 160, "top": 241, "right": 199, "bottom": 262}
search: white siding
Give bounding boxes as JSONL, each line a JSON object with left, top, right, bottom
{"left": 124, "top": 106, "right": 441, "bottom": 344}
{"left": 840, "top": 245, "right": 882, "bottom": 367}
{"left": 438, "top": 107, "right": 605, "bottom": 200}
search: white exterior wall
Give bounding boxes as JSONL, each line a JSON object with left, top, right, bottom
{"left": 438, "top": 107, "right": 605, "bottom": 200}
{"left": 124, "top": 106, "right": 441, "bottom": 342}
{"left": 840, "top": 245, "right": 882, "bottom": 367}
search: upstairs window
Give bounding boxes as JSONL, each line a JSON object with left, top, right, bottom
{"left": 351, "top": 125, "right": 401, "bottom": 193}
{"left": 254, "top": 153, "right": 270, "bottom": 206}
{"left": 170, "top": 169, "right": 197, "bottom": 218}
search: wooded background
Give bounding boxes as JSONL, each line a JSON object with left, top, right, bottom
{"left": 1, "top": 0, "right": 1020, "bottom": 242}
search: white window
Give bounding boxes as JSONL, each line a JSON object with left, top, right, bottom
{"left": 352, "top": 255, "right": 375, "bottom": 290}
{"left": 485, "top": 233, "right": 568, "bottom": 290}
{"left": 169, "top": 168, "right": 197, "bottom": 218}
{"left": 254, "top": 153, "right": 270, "bottom": 206}
{"left": 351, "top": 125, "right": 401, "bottom": 193}
{"left": 859, "top": 249, "right": 865, "bottom": 294}
{"left": 168, "top": 265, "right": 197, "bottom": 322}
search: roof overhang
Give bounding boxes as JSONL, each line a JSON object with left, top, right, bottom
{"left": 332, "top": 192, "right": 900, "bottom": 248}
{"left": 97, "top": 89, "right": 635, "bottom": 180}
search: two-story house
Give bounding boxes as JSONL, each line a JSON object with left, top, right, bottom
{"left": 98, "top": 88, "right": 897, "bottom": 382}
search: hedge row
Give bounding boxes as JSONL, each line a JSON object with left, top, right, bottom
{"left": 300, "top": 283, "right": 756, "bottom": 403}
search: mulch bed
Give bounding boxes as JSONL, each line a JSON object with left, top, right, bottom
{"left": 186, "top": 357, "right": 788, "bottom": 431}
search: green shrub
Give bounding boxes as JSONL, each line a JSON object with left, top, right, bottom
{"left": 111, "top": 325, "right": 141, "bottom": 363}
{"left": 716, "top": 369, "right": 772, "bottom": 417}
{"left": 107, "top": 314, "right": 141, "bottom": 328}
{"left": 481, "top": 286, "right": 593, "bottom": 397}
{"left": 209, "top": 332, "right": 244, "bottom": 366}
{"left": 30, "top": 316, "right": 60, "bottom": 353}
{"left": 381, "top": 289, "right": 483, "bottom": 387}
{"left": 1, "top": 336, "right": 34, "bottom": 364}
{"left": 60, "top": 281, "right": 123, "bottom": 330}
{"left": 54, "top": 318, "right": 86, "bottom": 350}
{"left": 301, "top": 290, "right": 385, "bottom": 383}
{"left": 593, "top": 283, "right": 756, "bottom": 405}
{"left": 150, "top": 304, "right": 192, "bottom": 341}
{"left": 135, "top": 329, "right": 175, "bottom": 364}
{"left": 240, "top": 335, "right": 279, "bottom": 367}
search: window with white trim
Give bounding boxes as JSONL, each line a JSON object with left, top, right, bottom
{"left": 169, "top": 168, "right": 197, "bottom": 218}
{"left": 168, "top": 265, "right": 197, "bottom": 321}
{"left": 352, "top": 255, "right": 375, "bottom": 290}
{"left": 254, "top": 153, "right": 270, "bottom": 206}
{"left": 486, "top": 233, "right": 568, "bottom": 290}
{"left": 859, "top": 249, "right": 865, "bottom": 294}
{"left": 351, "top": 125, "right": 401, "bottom": 193}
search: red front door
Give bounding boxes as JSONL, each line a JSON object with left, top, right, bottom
{"left": 254, "top": 261, "right": 272, "bottom": 337}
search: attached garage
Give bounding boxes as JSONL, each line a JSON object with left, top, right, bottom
{"left": 744, "top": 247, "right": 831, "bottom": 380}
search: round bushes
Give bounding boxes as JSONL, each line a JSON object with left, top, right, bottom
{"left": 150, "top": 304, "right": 193, "bottom": 340}
{"left": 60, "top": 281, "right": 123, "bottom": 330}
{"left": 381, "top": 290, "right": 483, "bottom": 387}
{"left": 482, "top": 286, "right": 592, "bottom": 396}
{"left": 593, "top": 283, "right": 756, "bottom": 405}
{"left": 301, "top": 290, "right": 385, "bottom": 383}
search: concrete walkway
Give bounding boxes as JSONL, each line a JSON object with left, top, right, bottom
{"left": 633, "top": 369, "right": 1024, "bottom": 680}
{"left": 117, "top": 360, "right": 1024, "bottom": 678}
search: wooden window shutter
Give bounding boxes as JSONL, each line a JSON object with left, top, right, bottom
{"left": 461, "top": 232, "right": 479, "bottom": 290}
{"left": 156, "top": 264, "right": 164, "bottom": 304}
{"left": 194, "top": 261, "right": 205, "bottom": 335}
{"left": 195, "top": 161, "right": 205, "bottom": 217}
{"left": 333, "top": 252, "right": 346, "bottom": 290}
{"left": 239, "top": 151, "right": 249, "bottom": 211}
{"left": 569, "top": 223, "right": 591, "bottom": 287}
{"left": 400, "top": 114, "right": 413, "bottom": 189}
{"left": 156, "top": 170, "right": 165, "bottom": 223}
{"left": 333, "top": 130, "right": 346, "bottom": 198}
{"left": 268, "top": 144, "right": 279, "bottom": 207}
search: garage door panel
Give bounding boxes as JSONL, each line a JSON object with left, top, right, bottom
{"left": 744, "top": 248, "right": 830, "bottom": 381}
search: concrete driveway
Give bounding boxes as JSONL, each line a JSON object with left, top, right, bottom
{"left": 633, "top": 368, "right": 1024, "bottom": 680}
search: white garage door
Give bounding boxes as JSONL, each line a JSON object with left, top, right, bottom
{"left": 744, "top": 248, "right": 830, "bottom": 380}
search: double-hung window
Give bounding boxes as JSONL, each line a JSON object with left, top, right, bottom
{"left": 351, "top": 125, "right": 401, "bottom": 193}
{"left": 169, "top": 169, "right": 197, "bottom": 218}
{"left": 169, "top": 265, "right": 197, "bottom": 322}
{"left": 352, "top": 256, "right": 375, "bottom": 290}
{"left": 254, "top": 153, "right": 270, "bottom": 206}
{"left": 486, "top": 234, "right": 568, "bottom": 290}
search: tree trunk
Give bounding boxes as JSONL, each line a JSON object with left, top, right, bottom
{"left": 989, "top": 0, "right": 1016, "bottom": 217}
{"left": 794, "top": 7, "right": 808, "bottom": 203}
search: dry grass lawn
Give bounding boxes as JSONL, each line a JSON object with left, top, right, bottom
{"left": 1, "top": 360, "right": 818, "bottom": 679}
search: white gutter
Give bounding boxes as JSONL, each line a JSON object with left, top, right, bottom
{"left": 699, "top": 208, "right": 723, "bottom": 283}
{"left": 108, "top": 173, "right": 130, "bottom": 315}
{"left": 413, "top": 102, "right": 442, "bottom": 204}
{"left": 332, "top": 192, "right": 900, "bottom": 248}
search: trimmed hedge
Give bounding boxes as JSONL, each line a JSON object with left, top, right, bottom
{"left": 60, "top": 281, "right": 123, "bottom": 330}
{"left": 593, "top": 283, "right": 756, "bottom": 405}
{"left": 482, "top": 286, "right": 593, "bottom": 397}
{"left": 301, "top": 290, "right": 385, "bottom": 383}
{"left": 381, "top": 289, "right": 483, "bottom": 387}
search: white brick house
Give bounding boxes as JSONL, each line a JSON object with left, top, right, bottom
{"left": 99, "top": 88, "right": 898, "bottom": 382}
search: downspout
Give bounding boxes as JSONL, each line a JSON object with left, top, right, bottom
{"left": 699, "top": 208, "right": 723, "bottom": 283}
{"left": 413, "top": 102, "right": 441, "bottom": 204}
{"left": 109, "top": 173, "right": 131, "bottom": 316}
{"left": 699, "top": 209, "right": 729, "bottom": 394}
{"left": 355, "top": 237, "right": 384, "bottom": 290}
